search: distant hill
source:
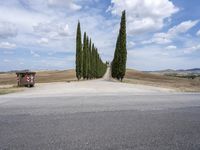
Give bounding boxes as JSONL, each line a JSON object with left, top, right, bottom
{"left": 125, "top": 69, "right": 200, "bottom": 92}
{"left": 0, "top": 70, "right": 30, "bottom": 74}
{"left": 178, "top": 68, "right": 200, "bottom": 73}
{"left": 146, "top": 68, "right": 200, "bottom": 75}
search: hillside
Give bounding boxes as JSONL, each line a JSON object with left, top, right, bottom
{"left": 147, "top": 68, "right": 200, "bottom": 75}
{"left": 125, "top": 69, "right": 200, "bottom": 92}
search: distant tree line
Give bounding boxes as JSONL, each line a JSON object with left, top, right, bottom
{"left": 76, "top": 21, "right": 107, "bottom": 80}
{"left": 111, "top": 10, "right": 127, "bottom": 81}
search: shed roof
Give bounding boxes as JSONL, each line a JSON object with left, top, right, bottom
{"left": 16, "top": 71, "right": 36, "bottom": 74}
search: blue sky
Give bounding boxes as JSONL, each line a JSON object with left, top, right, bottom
{"left": 0, "top": 0, "right": 200, "bottom": 71}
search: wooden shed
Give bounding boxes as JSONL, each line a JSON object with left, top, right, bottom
{"left": 16, "top": 71, "right": 36, "bottom": 87}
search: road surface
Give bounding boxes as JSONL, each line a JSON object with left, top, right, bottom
{"left": 0, "top": 68, "right": 200, "bottom": 150}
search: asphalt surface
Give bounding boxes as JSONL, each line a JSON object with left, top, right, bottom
{"left": 0, "top": 94, "right": 200, "bottom": 150}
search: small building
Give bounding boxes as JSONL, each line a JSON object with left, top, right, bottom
{"left": 16, "top": 71, "right": 36, "bottom": 87}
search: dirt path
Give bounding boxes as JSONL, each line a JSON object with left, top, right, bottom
{"left": 102, "top": 66, "right": 112, "bottom": 81}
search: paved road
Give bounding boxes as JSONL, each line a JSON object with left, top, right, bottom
{"left": 1, "top": 94, "right": 200, "bottom": 150}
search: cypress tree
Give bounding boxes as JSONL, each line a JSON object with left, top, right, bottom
{"left": 95, "top": 48, "right": 99, "bottom": 78}
{"left": 88, "top": 39, "right": 92, "bottom": 79}
{"left": 82, "top": 32, "right": 87, "bottom": 79}
{"left": 119, "top": 10, "right": 127, "bottom": 81}
{"left": 76, "top": 21, "right": 82, "bottom": 80}
{"left": 75, "top": 21, "right": 107, "bottom": 80}
{"left": 91, "top": 43, "right": 95, "bottom": 78}
{"left": 112, "top": 34, "right": 120, "bottom": 79}
{"left": 86, "top": 36, "right": 89, "bottom": 79}
{"left": 111, "top": 10, "right": 127, "bottom": 81}
{"left": 94, "top": 47, "right": 97, "bottom": 78}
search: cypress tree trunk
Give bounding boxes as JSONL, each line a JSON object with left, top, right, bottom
{"left": 76, "top": 21, "right": 82, "bottom": 80}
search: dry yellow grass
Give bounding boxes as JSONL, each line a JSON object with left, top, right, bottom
{"left": 125, "top": 69, "right": 200, "bottom": 92}
{"left": 0, "top": 87, "right": 24, "bottom": 95}
{"left": 0, "top": 69, "right": 76, "bottom": 85}
{"left": 0, "top": 70, "right": 76, "bottom": 95}
{"left": 0, "top": 73, "right": 16, "bottom": 85}
{"left": 1, "top": 69, "right": 200, "bottom": 93}
{"left": 35, "top": 69, "right": 76, "bottom": 83}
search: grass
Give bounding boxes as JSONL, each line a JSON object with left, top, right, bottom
{"left": 0, "top": 69, "right": 76, "bottom": 85}
{"left": 124, "top": 69, "right": 200, "bottom": 92}
{"left": 34, "top": 69, "right": 76, "bottom": 83}
{"left": 0, "top": 86, "right": 24, "bottom": 95}
{"left": 0, "top": 69, "right": 76, "bottom": 95}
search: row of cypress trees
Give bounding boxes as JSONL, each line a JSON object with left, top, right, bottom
{"left": 111, "top": 10, "right": 127, "bottom": 81}
{"left": 76, "top": 21, "right": 107, "bottom": 80}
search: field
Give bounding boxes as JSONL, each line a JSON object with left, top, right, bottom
{"left": 125, "top": 69, "right": 200, "bottom": 92}
{"left": 0, "top": 68, "right": 200, "bottom": 94}
{"left": 0, "top": 86, "right": 24, "bottom": 95}
{"left": 0, "top": 69, "right": 76, "bottom": 86}
{"left": 0, "top": 70, "right": 76, "bottom": 94}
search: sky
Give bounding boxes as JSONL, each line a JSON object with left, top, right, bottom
{"left": 0, "top": 0, "right": 200, "bottom": 71}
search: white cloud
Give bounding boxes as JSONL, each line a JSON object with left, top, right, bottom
{"left": 183, "top": 44, "right": 200, "bottom": 54}
{"left": 0, "top": 42, "right": 16, "bottom": 49}
{"left": 33, "top": 22, "right": 71, "bottom": 40}
{"left": 38, "top": 38, "right": 49, "bottom": 45}
{"left": 30, "top": 50, "right": 40, "bottom": 57}
{"left": 0, "top": 5, "right": 49, "bottom": 34}
{"left": 143, "top": 20, "right": 199, "bottom": 45}
{"left": 196, "top": 30, "right": 200, "bottom": 36}
{"left": 166, "top": 45, "right": 177, "bottom": 50}
{"left": 142, "top": 32, "right": 172, "bottom": 45}
{"left": 168, "top": 20, "right": 199, "bottom": 35}
{"left": 108, "top": 0, "right": 179, "bottom": 34}
{"left": 128, "top": 41, "right": 136, "bottom": 47}
{"left": 0, "top": 22, "right": 17, "bottom": 38}
{"left": 58, "top": 24, "right": 70, "bottom": 36}
{"left": 48, "top": 0, "right": 81, "bottom": 10}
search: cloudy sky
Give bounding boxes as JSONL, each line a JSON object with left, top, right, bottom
{"left": 0, "top": 0, "right": 200, "bottom": 71}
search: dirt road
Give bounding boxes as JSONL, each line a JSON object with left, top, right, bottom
{"left": 1, "top": 67, "right": 174, "bottom": 98}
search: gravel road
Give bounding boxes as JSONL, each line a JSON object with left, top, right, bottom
{"left": 1, "top": 67, "right": 173, "bottom": 98}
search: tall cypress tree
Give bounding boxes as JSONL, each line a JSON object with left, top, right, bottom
{"left": 111, "top": 10, "right": 127, "bottom": 81}
{"left": 112, "top": 34, "right": 120, "bottom": 79}
{"left": 119, "top": 10, "right": 127, "bottom": 81}
{"left": 88, "top": 38, "right": 92, "bottom": 79}
{"left": 86, "top": 36, "right": 89, "bottom": 79}
{"left": 76, "top": 21, "right": 82, "bottom": 80}
{"left": 95, "top": 48, "right": 99, "bottom": 78}
{"left": 91, "top": 43, "right": 95, "bottom": 78}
